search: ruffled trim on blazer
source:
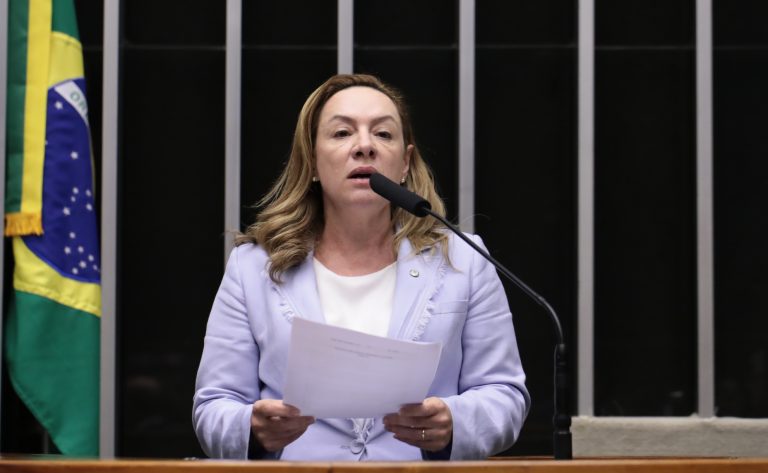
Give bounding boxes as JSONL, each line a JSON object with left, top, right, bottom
{"left": 410, "top": 255, "right": 448, "bottom": 341}
{"left": 267, "top": 272, "right": 296, "bottom": 324}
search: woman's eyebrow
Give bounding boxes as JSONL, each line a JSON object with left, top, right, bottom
{"left": 326, "top": 114, "right": 398, "bottom": 125}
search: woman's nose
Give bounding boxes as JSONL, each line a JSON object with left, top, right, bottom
{"left": 353, "top": 133, "right": 375, "bottom": 158}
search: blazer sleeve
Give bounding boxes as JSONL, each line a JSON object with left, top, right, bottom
{"left": 192, "top": 245, "right": 263, "bottom": 459}
{"left": 440, "top": 235, "right": 531, "bottom": 459}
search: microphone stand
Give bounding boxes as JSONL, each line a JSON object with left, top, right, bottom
{"left": 423, "top": 208, "right": 573, "bottom": 460}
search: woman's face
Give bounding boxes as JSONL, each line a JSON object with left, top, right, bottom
{"left": 314, "top": 86, "right": 412, "bottom": 214}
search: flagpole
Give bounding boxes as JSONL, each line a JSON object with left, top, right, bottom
{"left": 224, "top": 0, "right": 241, "bottom": 262}
{"left": 100, "top": 0, "right": 121, "bottom": 458}
{"left": 0, "top": 0, "right": 9, "bottom": 449}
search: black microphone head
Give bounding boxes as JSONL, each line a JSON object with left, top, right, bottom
{"left": 369, "top": 173, "right": 431, "bottom": 217}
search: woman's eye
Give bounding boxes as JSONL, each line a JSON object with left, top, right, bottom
{"left": 333, "top": 130, "right": 350, "bottom": 138}
{"left": 376, "top": 131, "right": 392, "bottom": 139}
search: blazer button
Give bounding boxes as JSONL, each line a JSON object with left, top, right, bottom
{"left": 350, "top": 439, "right": 365, "bottom": 454}
{"left": 409, "top": 269, "right": 419, "bottom": 278}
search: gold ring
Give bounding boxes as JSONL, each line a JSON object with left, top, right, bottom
{"left": 421, "top": 428, "right": 425, "bottom": 441}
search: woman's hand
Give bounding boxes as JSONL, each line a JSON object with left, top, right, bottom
{"left": 383, "top": 397, "right": 453, "bottom": 452}
{"left": 250, "top": 400, "right": 315, "bottom": 452}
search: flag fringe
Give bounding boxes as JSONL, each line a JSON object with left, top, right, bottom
{"left": 5, "top": 212, "right": 43, "bottom": 236}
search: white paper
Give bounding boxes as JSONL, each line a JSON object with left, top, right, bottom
{"left": 283, "top": 317, "right": 442, "bottom": 418}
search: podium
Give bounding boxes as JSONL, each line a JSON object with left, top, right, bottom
{"left": 1, "top": 457, "right": 768, "bottom": 473}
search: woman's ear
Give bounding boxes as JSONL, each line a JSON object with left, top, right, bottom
{"left": 404, "top": 144, "right": 414, "bottom": 174}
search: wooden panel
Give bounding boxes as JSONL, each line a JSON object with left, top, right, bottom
{"left": 1, "top": 458, "right": 768, "bottom": 473}
{"left": 0, "top": 459, "right": 327, "bottom": 473}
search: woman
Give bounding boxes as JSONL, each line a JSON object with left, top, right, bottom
{"left": 193, "top": 74, "right": 530, "bottom": 460}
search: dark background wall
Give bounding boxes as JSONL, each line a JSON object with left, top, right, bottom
{"left": 2, "top": 0, "right": 768, "bottom": 458}
{"left": 474, "top": 0, "right": 576, "bottom": 453}
{"left": 116, "top": 0, "right": 225, "bottom": 456}
{"left": 713, "top": 0, "right": 768, "bottom": 418}
{"left": 593, "top": 0, "right": 697, "bottom": 417}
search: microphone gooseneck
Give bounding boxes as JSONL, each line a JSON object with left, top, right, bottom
{"left": 369, "top": 173, "right": 573, "bottom": 460}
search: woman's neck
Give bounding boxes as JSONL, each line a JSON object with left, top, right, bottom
{"left": 315, "top": 208, "right": 396, "bottom": 276}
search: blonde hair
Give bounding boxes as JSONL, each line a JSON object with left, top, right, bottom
{"left": 238, "top": 74, "right": 448, "bottom": 283}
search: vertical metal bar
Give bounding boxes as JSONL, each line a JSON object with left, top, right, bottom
{"left": 577, "top": 0, "right": 595, "bottom": 416}
{"left": 458, "top": 0, "right": 475, "bottom": 233}
{"left": 224, "top": 0, "right": 242, "bottom": 262}
{"left": 0, "top": 0, "right": 8, "bottom": 448}
{"left": 100, "top": 0, "right": 120, "bottom": 458}
{"left": 696, "top": 0, "right": 715, "bottom": 418}
{"left": 337, "top": 0, "right": 353, "bottom": 73}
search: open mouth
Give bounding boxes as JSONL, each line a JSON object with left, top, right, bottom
{"left": 348, "top": 172, "right": 373, "bottom": 180}
{"left": 348, "top": 167, "right": 376, "bottom": 180}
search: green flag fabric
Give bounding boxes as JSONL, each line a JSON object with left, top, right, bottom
{"left": 4, "top": 0, "right": 100, "bottom": 456}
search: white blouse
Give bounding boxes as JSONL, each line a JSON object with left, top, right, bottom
{"left": 312, "top": 257, "right": 396, "bottom": 338}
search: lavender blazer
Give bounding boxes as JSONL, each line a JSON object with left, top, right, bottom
{"left": 193, "top": 233, "right": 530, "bottom": 460}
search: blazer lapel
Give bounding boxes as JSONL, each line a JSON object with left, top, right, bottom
{"left": 278, "top": 252, "right": 326, "bottom": 324}
{"left": 387, "top": 238, "right": 437, "bottom": 340}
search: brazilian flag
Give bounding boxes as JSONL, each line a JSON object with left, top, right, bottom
{"left": 4, "top": 0, "right": 100, "bottom": 456}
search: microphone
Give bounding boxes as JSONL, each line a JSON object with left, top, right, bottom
{"left": 370, "top": 173, "right": 573, "bottom": 460}
{"left": 369, "top": 173, "right": 432, "bottom": 217}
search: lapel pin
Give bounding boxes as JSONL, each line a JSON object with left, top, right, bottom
{"left": 409, "top": 269, "right": 419, "bottom": 278}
